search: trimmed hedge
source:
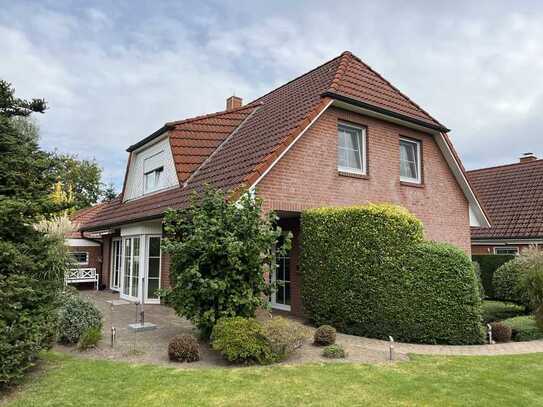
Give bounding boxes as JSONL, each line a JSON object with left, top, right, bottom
{"left": 481, "top": 300, "right": 525, "bottom": 324}
{"left": 502, "top": 316, "right": 543, "bottom": 342}
{"left": 300, "top": 204, "right": 484, "bottom": 345}
{"left": 493, "top": 259, "right": 530, "bottom": 306}
{"left": 472, "top": 255, "right": 515, "bottom": 298}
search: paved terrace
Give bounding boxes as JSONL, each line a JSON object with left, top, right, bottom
{"left": 55, "top": 290, "right": 543, "bottom": 368}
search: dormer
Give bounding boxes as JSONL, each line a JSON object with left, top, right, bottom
{"left": 122, "top": 133, "right": 179, "bottom": 202}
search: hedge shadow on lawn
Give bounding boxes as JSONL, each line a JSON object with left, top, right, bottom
{"left": 300, "top": 204, "right": 485, "bottom": 345}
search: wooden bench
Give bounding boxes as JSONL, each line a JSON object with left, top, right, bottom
{"left": 65, "top": 268, "right": 99, "bottom": 290}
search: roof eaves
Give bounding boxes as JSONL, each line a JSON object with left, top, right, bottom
{"left": 323, "top": 91, "right": 450, "bottom": 133}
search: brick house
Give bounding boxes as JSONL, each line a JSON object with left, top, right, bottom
{"left": 469, "top": 153, "right": 543, "bottom": 255}
{"left": 75, "top": 51, "right": 489, "bottom": 315}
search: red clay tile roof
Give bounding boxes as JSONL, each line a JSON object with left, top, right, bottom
{"left": 81, "top": 51, "right": 450, "bottom": 231}
{"left": 468, "top": 159, "right": 543, "bottom": 240}
{"left": 168, "top": 104, "right": 260, "bottom": 183}
{"left": 67, "top": 203, "right": 109, "bottom": 238}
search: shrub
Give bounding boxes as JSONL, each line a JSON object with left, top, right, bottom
{"left": 211, "top": 317, "right": 274, "bottom": 364}
{"left": 57, "top": 293, "right": 102, "bottom": 344}
{"left": 261, "top": 317, "right": 309, "bottom": 360}
{"left": 322, "top": 344, "right": 346, "bottom": 359}
{"left": 314, "top": 325, "right": 336, "bottom": 346}
{"left": 502, "top": 316, "right": 543, "bottom": 341}
{"left": 489, "top": 322, "right": 512, "bottom": 343}
{"left": 493, "top": 259, "right": 529, "bottom": 305}
{"left": 0, "top": 275, "right": 58, "bottom": 387}
{"left": 168, "top": 335, "right": 200, "bottom": 362}
{"left": 472, "top": 261, "right": 485, "bottom": 299}
{"left": 78, "top": 327, "right": 102, "bottom": 351}
{"left": 481, "top": 300, "right": 525, "bottom": 323}
{"left": 520, "top": 250, "right": 543, "bottom": 313}
{"left": 162, "top": 187, "right": 290, "bottom": 338}
{"left": 472, "top": 255, "right": 515, "bottom": 298}
{"left": 301, "top": 205, "right": 484, "bottom": 345}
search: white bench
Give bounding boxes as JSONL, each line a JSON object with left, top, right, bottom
{"left": 65, "top": 268, "right": 99, "bottom": 290}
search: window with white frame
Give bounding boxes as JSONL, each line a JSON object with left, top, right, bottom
{"left": 143, "top": 151, "right": 164, "bottom": 193}
{"left": 494, "top": 247, "right": 519, "bottom": 255}
{"left": 71, "top": 252, "right": 88, "bottom": 265}
{"left": 400, "top": 138, "right": 421, "bottom": 183}
{"left": 337, "top": 123, "right": 366, "bottom": 174}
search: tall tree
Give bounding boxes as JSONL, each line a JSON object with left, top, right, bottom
{"left": 50, "top": 153, "right": 104, "bottom": 209}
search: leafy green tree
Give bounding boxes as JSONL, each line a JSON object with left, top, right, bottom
{"left": 163, "top": 188, "right": 290, "bottom": 338}
{"left": 50, "top": 153, "right": 104, "bottom": 209}
{"left": 102, "top": 182, "right": 118, "bottom": 202}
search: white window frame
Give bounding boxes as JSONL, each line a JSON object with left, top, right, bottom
{"left": 494, "top": 247, "right": 520, "bottom": 255}
{"left": 337, "top": 123, "right": 366, "bottom": 175}
{"left": 143, "top": 166, "right": 164, "bottom": 193}
{"left": 400, "top": 137, "right": 422, "bottom": 184}
{"left": 71, "top": 251, "right": 89, "bottom": 265}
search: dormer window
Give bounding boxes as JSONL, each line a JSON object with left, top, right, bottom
{"left": 143, "top": 151, "right": 164, "bottom": 193}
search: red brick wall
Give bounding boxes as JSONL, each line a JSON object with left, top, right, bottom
{"left": 257, "top": 107, "right": 471, "bottom": 253}
{"left": 161, "top": 252, "right": 171, "bottom": 290}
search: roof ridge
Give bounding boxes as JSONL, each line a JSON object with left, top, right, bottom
{"left": 328, "top": 51, "right": 352, "bottom": 92}
{"left": 467, "top": 159, "right": 543, "bottom": 174}
{"left": 249, "top": 52, "right": 346, "bottom": 105}
{"left": 347, "top": 52, "right": 443, "bottom": 126}
{"left": 165, "top": 103, "right": 261, "bottom": 127}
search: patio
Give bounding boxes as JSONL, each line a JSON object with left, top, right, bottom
{"left": 55, "top": 290, "right": 401, "bottom": 367}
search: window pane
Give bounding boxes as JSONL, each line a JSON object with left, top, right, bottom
{"left": 149, "top": 237, "right": 161, "bottom": 257}
{"left": 338, "top": 125, "right": 363, "bottom": 171}
{"left": 400, "top": 140, "right": 419, "bottom": 180}
{"left": 148, "top": 258, "right": 160, "bottom": 278}
{"left": 147, "top": 278, "right": 159, "bottom": 299}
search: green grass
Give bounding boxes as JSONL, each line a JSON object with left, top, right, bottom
{"left": 502, "top": 315, "right": 543, "bottom": 342}
{"left": 481, "top": 300, "right": 525, "bottom": 323}
{"left": 3, "top": 352, "right": 543, "bottom": 406}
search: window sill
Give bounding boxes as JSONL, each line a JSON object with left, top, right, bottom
{"left": 400, "top": 180, "right": 424, "bottom": 188}
{"left": 338, "top": 171, "right": 369, "bottom": 180}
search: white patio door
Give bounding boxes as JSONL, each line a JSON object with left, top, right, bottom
{"left": 110, "top": 239, "right": 122, "bottom": 291}
{"left": 271, "top": 242, "right": 291, "bottom": 311}
{"left": 145, "top": 236, "right": 161, "bottom": 303}
{"left": 121, "top": 236, "right": 141, "bottom": 301}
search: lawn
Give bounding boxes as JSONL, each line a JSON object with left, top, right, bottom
{"left": 3, "top": 352, "right": 543, "bottom": 406}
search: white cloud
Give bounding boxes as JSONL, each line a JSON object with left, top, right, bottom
{"left": 1, "top": 0, "right": 542, "bottom": 189}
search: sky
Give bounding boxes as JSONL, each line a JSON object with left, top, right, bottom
{"left": 1, "top": 0, "right": 542, "bottom": 191}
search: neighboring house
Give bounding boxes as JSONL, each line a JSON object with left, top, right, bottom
{"left": 74, "top": 51, "right": 489, "bottom": 316}
{"left": 469, "top": 153, "right": 543, "bottom": 255}
{"left": 64, "top": 204, "right": 106, "bottom": 288}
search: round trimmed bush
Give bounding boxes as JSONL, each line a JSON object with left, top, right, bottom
{"left": 168, "top": 335, "right": 200, "bottom": 362}
{"left": 262, "top": 317, "right": 309, "bottom": 360}
{"left": 57, "top": 292, "right": 102, "bottom": 345}
{"left": 493, "top": 259, "right": 529, "bottom": 305}
{"left": 490, "top": 322, "right": 512, "bottom": 343}
{"left": 300, "top": 204, "right": 484, "bottom": 345}
{"left": 314, "top": 325, "right": 336, "bottom": 346}
{"left": 322, "top": 344, "right": 346, "bottom": 359}
{"left": 211, "top": 317, "right": 274, "bottom": 364}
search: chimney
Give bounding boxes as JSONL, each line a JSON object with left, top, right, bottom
{"left": 226, "top": 95, "right": 242, "bottom": 111}
{"left": 520, "top": 152, "right": 538, "bottom": 163}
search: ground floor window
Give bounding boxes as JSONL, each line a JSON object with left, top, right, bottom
{"left": 494, "top": 246, "right": 519, "bottom": 255}
{"left": 270, "top": 239, "right": 291, "bottom": 311}
{"left": 71, "top": 252, "right": 88, "bottom": 265}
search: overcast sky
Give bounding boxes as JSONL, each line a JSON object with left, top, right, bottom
{"left": 1, "top": 0, "right": 542, "bottom": 190}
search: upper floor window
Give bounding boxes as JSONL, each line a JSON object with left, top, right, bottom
{"left": 400, "top": 138, "right": 421, "bottom": 183}
{"left": 71, "top": 252, "right": 88, "bottom": 265}
{"left": 337, "top": 123, "right": 366, "bottom": 174}
{"left": 143, "top": 151, "right": 164, "bottom": 193}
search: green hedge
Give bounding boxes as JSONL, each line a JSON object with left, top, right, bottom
{"left": 300, "top": 204, "right": 484, "bottom": 345}
{"left": 472, "top": 255, "right": 515, "bottom": 298}
{"left": 493, "top": 259, "right": 530, "bottom": 305}
{"left": 0, "top": 275, "right": 58, "bottom": 387}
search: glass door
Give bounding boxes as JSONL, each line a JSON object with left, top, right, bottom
{"left": 271, "top": 243, "right": 291, "bottom": 311}
{"left": 121, "top": 236, "right": 140, "bottom": 300}
{"left": 110, "top": 239, "right": 122, "bottom": 291}
{"left": 145, "top": 236, "right": 161, "bottom": 302}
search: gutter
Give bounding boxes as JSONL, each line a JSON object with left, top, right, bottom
{"left": 322, "top": 91, "right": 450, "bottom": 133}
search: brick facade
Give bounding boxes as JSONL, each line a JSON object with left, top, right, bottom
{"left": 258, "top": 107, "right": 471, "bottom": 252}
{"left": 257, "top": 107, "right": 472, "bottom": 316}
